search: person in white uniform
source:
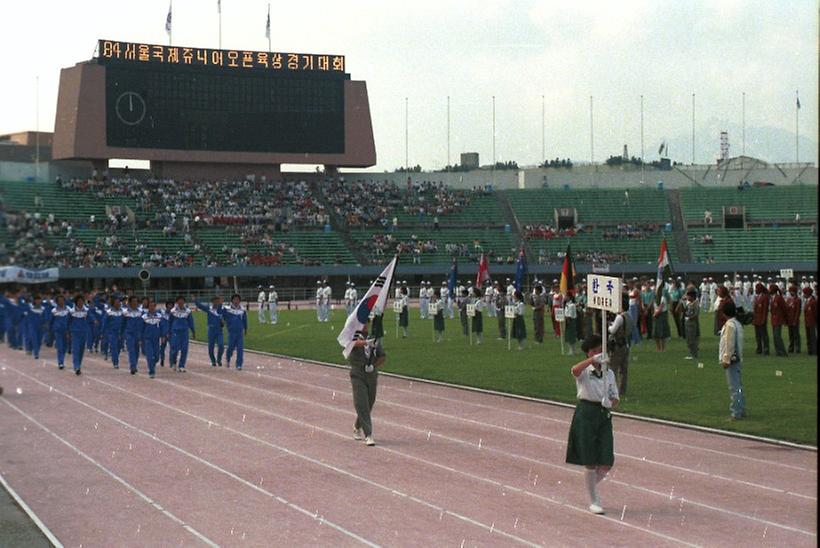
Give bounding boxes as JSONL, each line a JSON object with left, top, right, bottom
{"left": 315, "top": 281, "right": 324, "bottom": 322}
{"left": 322, "top": 281, "right": 333, "bottom": 322}
{"left": 485, "top": 281, "right": 496, "bottom": 318}
{"left": 267, "top": 285, "right": 278, "bottom": 324}
{"left": 257, "top": 285, "right": 268, "bottom": 323}
{"left": 419, "top": 281, "right": 430, "bottom": 320}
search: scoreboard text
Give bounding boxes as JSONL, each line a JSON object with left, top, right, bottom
{"left": 98, "top": 39, "right": 346, "bottom": 75}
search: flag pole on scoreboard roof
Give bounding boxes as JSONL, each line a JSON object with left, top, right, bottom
{"left": 265, "top": 4, "right": 271, "bottom": 52}
{"left": 165, "top": 1, "right": 173, "bottom": 46}
{"left": 217, "top": 0, "right": 222, "bottom": 49}
{"left": 337, "top": 256, "right": 398, "bottom": 358}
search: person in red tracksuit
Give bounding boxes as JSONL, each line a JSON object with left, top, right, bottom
{"left": 752, "top": 283, "right": 770, "bottom": 355}
{"left": 785, "top": 285, "right": 801, "bottom": 354}
{"left": 803, "top": 287, "right": 817, "bottom": 356}
{"left": 769, "top": 284, "right": 788, "bottom": 357}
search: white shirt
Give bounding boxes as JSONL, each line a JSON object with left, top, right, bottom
{"left": 268, "top": 291, "right": 278, "bottom": 302}
{"left": 719, "top": 318, "right": 743, "bottom": 365}
{"left": 565, "top": 302, "right": 577, "bottom": 319}
{"left": 323, "top": 286, "right": 332, "bottom": 299}
{"left": 257, "top": 291, "right": 267, "bottom": 304}
{"left": 575, "top": 365, "right": 619, "bottom": 403}
{"left": 507, "top": 284, "right": 516, "bottom": 297}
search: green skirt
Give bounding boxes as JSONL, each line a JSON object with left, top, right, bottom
{"left": 565, "top": 400, "right": 614, "bottom": 466}
{"left": 512, "top": 316, "right": 526, "bottom": 341}
{"left": 565, "top": 316, "right": 577, "bottom": 344}
{"left": 399, "top": 307, "right": 409, "bottom": 327}
{"left": 433, "top": 312, "right": 445, "bottom": 332}
{"left": 472, "top": 312, "right": 483, "bottom": 334}
{"left": 652, "top": 310, "right": 671, "bottom": 339}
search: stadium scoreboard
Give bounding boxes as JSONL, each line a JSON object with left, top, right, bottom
{"left": 97, "top": 39, "right": 348, "bottom": 154}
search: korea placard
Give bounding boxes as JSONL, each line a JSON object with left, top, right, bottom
{"left": 586, "top": 274, "right": 622, "bottom": 313}
{"left": 466, "top": 304, "right": 476, "bottom": 317}
{"left": 393, "top": 301, "right": 403, "bottom": 313}
{"left": 428, "top": 303, "right": 438, "bottom": 316}
{"left": 554, "top": 307, "right": 565, "bottom": 322}
{"left": 504, "top": 305, "right": 515, "bottom": 319}
{"left": 780, "top": 268, "right": 794, "bottom": 279}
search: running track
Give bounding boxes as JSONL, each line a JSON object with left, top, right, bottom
{"left": 0, "top": 343, "right": 816, "bottom": 547}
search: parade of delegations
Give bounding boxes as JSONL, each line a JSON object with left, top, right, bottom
{"left": 0, "top": 3, "right": 817, "bottom": 546}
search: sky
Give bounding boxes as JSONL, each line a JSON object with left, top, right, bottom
{"left": 0, "top": 0, "right": 817, "bottom": 171}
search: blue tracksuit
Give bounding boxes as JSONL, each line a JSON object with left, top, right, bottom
{"left": 86, "top": 306, "right": 101, "bottom": 352}
{"left": 141, "top": 310, "right": 166, "bottom": 376}
{"left": 102, "top": 307, "right": 125, "bottom": 368}
{"left": 49, "top": 305, "right": 71, "bottom": 367}
{"left": 68, "top": 306, "right": 92, "bottom": 372}
{"left": 0, "top": 296, "right": 25, "bottom": 350}
{"left": 123, "top": 307, "right": 144, "bottom": 372}
{"left": 195, "top": 301, "right": 225, "bottom": 366}
{"left": 222, "top": 304, "right": 248, "bottom": 370}
{"left": 0, "top": 300, "right": 5, "bottom": 342}
{"left": 159, "top": 309, "right": 171, "bottom": 366}
{"left": 42, "top": 300, "right": 54, "bottom": 347}
{"left": 25, "top": 304, "right": 48, "bottom": 359}
{"left": 169, "top": 305, "right": 195, "bottom": 370}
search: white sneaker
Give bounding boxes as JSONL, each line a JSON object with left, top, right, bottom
{"left": 589, "top": 503, "right": 605, "bottom": 515}
{"left": 353, "top": 428, "right": 363, "bottom": 441}
{"left": 684, "top": 356, "right": 693, "bottom": 360}
{"left": 365, "top": 436, "right": 376, "bottom": 446}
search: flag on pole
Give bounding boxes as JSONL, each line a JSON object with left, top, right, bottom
{"left": 514, "top": 248, "right": 527, "bottom": 291}
{"left": 796, "top": 93, "right": 801, "bottom": 109}
{"left": 165, "top": 2, "right": 173, "bottom": 36}
{"left": 447, "top": 258, "right": 458, "bottom": 297}
{"left": 655, "top": 239, "right": 672, "bottom": 305}
{"left": 475, "top": 253, "right": 490, "bottom": 287}
{"left": 559, "top": 244, "right": 575, "bottom": 296}
{"left": 265, "top": 5, "right": 271, "bottom": 39}
{"left": 217, "top": 0, "right": 221, "bottom": 13}
{"left": 337, "top": 256, "right": 397, "bottom": 358}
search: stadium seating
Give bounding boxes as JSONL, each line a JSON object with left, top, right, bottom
{"left": 688, "top": 227, "right": 817, "bottom": 263}
{"left": 0, "top": 180, "right": 139, "bottom": 220}
{"left": 504, "top": 188, "right": 671, "bottom": 224}
{"left": 527, "top": 229, "right": 679, "bottom": 265}
{"left": 679, "top": 185, "right": 818, "bottom": 224}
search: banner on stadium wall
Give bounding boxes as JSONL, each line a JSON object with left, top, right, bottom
{"left": 0, "top": 266, "right": 59, "bottom": 284}
{"left": 591, "top": 263, "right": 610, "bottom": 274}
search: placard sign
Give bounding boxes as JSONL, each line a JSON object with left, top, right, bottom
{"left": 780, "top": 269, "right": 794, "bottom": 279}
{"left": 504, "top": 305, "right": 516, "bottom": 319}
{"left": 393, "top": 301, "right": 403, "bottom": 313}
{"left": 586, "top": 274, "right": 622, "bottom": 313}
{"left": 428, "top": 303, "right": 439, "bottom": 316}
{"left": 554, "top": 308, "right": 565, "bottom": 322}
{"left": 466, "top": 304, "right": 476, "bottom": 317}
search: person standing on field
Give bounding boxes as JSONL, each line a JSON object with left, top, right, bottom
{"left": 785, "top": 284, "right": 801, "bottom": 353}
{"left": 257, "top": 285, "right": 268, "bottom": 324}
{"left": 495, "top": 281, "right": 507, "bottom": 340}
{"left": 719, "top": 301, "right": 745, "bottom": 421}
{"left": 681, "top": 287, "right": 700, "bottom": 360}
{"left": 769, "top": 283, "right": 788, "bottom": 357}
{"left": 802, "top": 287, "right": 816, "bottom": 355}
{"left": 752, "top": 282, "right": 770, "bottom": 355}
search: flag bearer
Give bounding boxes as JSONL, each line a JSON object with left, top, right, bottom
{"left": 68, "top": 295, "right": 92, "bottom": 375}
{"left": 566, "top": 334, "right": 619, "bottom": 515}
{"left": 268, "top": 285, "right": 278, "bottom": 324}
{"left": 141, "top": 300, "right": 166, "bottom": 379}
{"left": 102, "top": 296, "right": 125, "bottom": 369}
{"left": 169, "top": 296, "right": 196, "bottom": 372}
{"left": 49, "top": 295, "right": 71, "bottom": 370}
{"left": 222, "top": 293, "right": 248, "bottom": 370}
{"left": 348, "top": 325, "right": 385, "bottom": 447}
{"left": 123, "top": 296, "right": 144, "bottom": 374}
{"left": 195, "top": 295, "right": 225, "bottom": 367}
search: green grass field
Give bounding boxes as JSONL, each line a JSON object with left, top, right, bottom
{"left": 193, "top": 307, "right": 817, "bottom": 445}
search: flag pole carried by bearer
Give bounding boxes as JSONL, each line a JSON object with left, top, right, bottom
{"left": 655, "top": 239, "right": 673, "bottom": 306}
{"left": 558, "top": 244, "right": 575, "bottom": 354}
{"left": 337, "top": 256, "right": 398, "bottom": 359}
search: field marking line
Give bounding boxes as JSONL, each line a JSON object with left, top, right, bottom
{"left": 184, "top": 348, "right": 817, "bottom": 500}
{"left": 78, "top": 362, "right": 704, "bottom": 547}
{"left": 0, "top": 471, "right": 64, "bottom": 548}
{"left": 3, "top": 363, "right": 378, "bottom": 548}
{"left": 175, "top": 364, "right": 818, "bottom": 536}
{"left": 1, "top": 398, "right": 218, "bottom": 548}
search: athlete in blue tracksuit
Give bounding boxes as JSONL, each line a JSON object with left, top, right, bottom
{"left": 222, "top": 294, "right": 248, "bottom": 370}
{"left": 96, "top": 295, "right": 110, "bottom": 357}
{"left": 0, "top": 292, "right": 25, "bottom": 350}
{"left": 141, "top": 301, "right": 166, "bottom": 378}
{"left": 0, "top": 295, "right": 5, "bottom": 343}
{"left": 24, "top": 295, "right": 48, "bottom": 359}
{"left": 195, "top": 296, "right": 226, "bottom": 367}
{"left": 102, "top": 297, "right": 125, "bottom": 369}
{"left": 159, "top": 301, "right": 173, "bottom": 367}
{"left": 42, "top": 294, "right": 54, "bottom": 348}
{"left": 85, "top": 296, "right": 102, "bottom": 353}
{"left": 123, "top": 297, "right": 144, "bottom": 374}
{"left": 90, "top": 292, "right": 107, "bottom": 353}
{"left": 68, "top": 296, "right": 92, "bottom": 375}
{"left": 169, "top": 296, "right": 195, "bottom": 372}
{"left": 48, "top": 295, "right": 71, "bottom": 369}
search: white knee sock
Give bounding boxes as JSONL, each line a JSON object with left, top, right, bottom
{"left": 585, "top": 469, "right": 599, "bottom": 504}
{"left": 596, "top": 468, "right": 608, "bottom": 484}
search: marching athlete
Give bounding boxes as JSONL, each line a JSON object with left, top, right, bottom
{"left": 347, "top": 325, "right": 386, "bottom": 447}
{"left": 48, "top": 295, "right": 71, "bottom": 369}
{"left": 195, "top": 296, "right": 226, "bottom": 367}
{"left": 123, "top": 296, "right": 144, "bottom": 374}
{"left": 68, "top": 295, "right": 93, "bottom": 375}
{"left": 566, "top": 334, "right": 619, "bottom": 515}
{"left": 141, "top": 300, "right": 166, "bottom": 379}
{"left": 223, "top": 294, "right": 248, "bottom": 370}
{"left": 101, "top": 296, "right": 125, "bottom": 369}
{"left": 169, "top": 296, "right": 196, "bottom": 372}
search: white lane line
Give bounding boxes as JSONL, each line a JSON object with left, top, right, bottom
{"left": 0, "top": 471, "right": 64, "bottom": 548}
{"left": 87, "top": 365, "right": 699, "bottom": 547}
{"left": 181, "top": 367, "right": 817, "bottom": 536}
{"left": 192, "top": 352, "right": 816, "bottom": 501}
{"left": 236, "top": 346, "right": 817, "bottom": 462}
{"left": 1, "top": 398, "right": 218, "bottom": 548}
{"left": 235, "top": 347, "right": 818, "bottom": 469}
{"left": 83, "top": 375, "right": 542, "bottom": 548}
{"left": 260, "top": 324, "right": 309, "bottom": 338}
{"left": 5, "top": 365, "right": 378, "bottom": 548}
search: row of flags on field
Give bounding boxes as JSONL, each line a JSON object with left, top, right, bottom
{"left": 165, "top": 2, "right": 272, "bottom": 42}
{"left": 336, "top": 240, "right": 673, "bottom": 356}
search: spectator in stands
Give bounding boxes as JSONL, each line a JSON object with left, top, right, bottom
{"left": 704, "top": 209, "right": 713, "bottom": 225}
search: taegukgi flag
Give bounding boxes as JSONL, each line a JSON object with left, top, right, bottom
{"left": 337, "top": 256, "right": 398, "bottom": 358}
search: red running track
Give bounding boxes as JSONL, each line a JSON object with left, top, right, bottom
{"left": 0, "top": 342, "right": 816, "bottom": 547}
